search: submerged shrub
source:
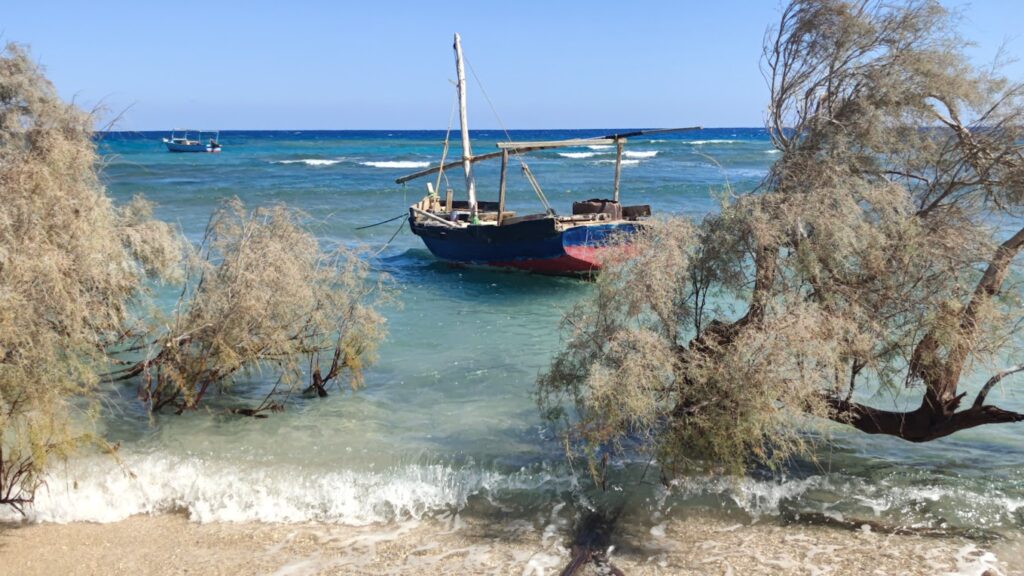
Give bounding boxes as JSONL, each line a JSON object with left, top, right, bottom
{"left": 117, "top": 199, "right": 390, "bottom": 414}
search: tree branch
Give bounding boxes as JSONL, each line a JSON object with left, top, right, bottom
{"left": 828, "top": 395, "right": 1024, "bottom": 442}
{"left": 973, "top": 364, "right": 1024, "bottom": 408}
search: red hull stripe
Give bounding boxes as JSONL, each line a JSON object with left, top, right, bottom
{"left": 488, "top": 246, "right": 605, "bottom": 274}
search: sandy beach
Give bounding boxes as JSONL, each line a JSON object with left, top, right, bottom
{"left": 1, "top": 512, "right": 1016, "bottom": 575}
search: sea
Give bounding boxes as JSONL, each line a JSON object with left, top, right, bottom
{"left": 8, "top": 129, "right": 1024, "bottom": 550}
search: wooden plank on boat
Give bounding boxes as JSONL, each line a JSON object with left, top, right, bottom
{"left": 496, "top": 138, "right": 615, "bottom": 150}
{"left": 559, "top": 213, "right": 610, "bottom": 222}
{"left": 600, "top": 126, "right": 702, "bottom": 139}
{"left": 622, "top": 204, "right": 651, "bottom": 218}
{"left": 613, "top": 139, "right": 624, "bottom": 201}
{"left": 498, "top": 150, "right": 508, "bottom": 225}
{"left": 411, "top": 207, "right": 463, "bottom": 228}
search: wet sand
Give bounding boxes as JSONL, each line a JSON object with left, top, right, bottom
{"left": 0, "top": 512, "right": 1015, "bottom": 575}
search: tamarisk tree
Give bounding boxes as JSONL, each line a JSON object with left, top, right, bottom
{"left": 0, "top": 44, "right": 389, "bottom": 512}
{"left": 111, "top": 200, "right": 389, "bottom": 414}
{"left": 539, "top": 0, "right": 1024, "bottom": 478}
{"left": 0, "top": 44, "right": 180, "bottom": 510}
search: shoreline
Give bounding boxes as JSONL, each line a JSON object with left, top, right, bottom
{"left": 0, "top": 511, "right": 1015, "bottom": 575}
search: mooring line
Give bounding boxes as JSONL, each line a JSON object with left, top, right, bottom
{"left": 372, "top": 219, "right": 406, "bottom": 257}
{"left": 356, "top": 213, "right": 406, "bottom": 230}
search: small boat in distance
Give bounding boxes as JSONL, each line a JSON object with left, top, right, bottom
{"left": 398, "top": 33, "right": 698, "bottom": 276}
{"left": 162, "top": 129, "right": 222, "bottom": 153}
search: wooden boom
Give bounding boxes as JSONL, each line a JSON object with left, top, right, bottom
{"left": 599, "top": 126, "right": 702, "bottom": 139}
{"left": 395, "top": 127, "right": 703, "bottom": 185}
{"left": 395, "top": 150, "right": 506, "bottom": 184}
{"left": 394, "top": 142, "right": 611, "bottom": 184}
{"left": 496, "top": 138, "right": 616, "bottom": 149}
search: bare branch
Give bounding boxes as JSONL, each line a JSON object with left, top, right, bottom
{"left": 974, "top": 364, "right": 1024, "bottom": 408}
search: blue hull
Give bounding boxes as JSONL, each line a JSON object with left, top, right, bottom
{"left": 410, "top": 216, "right": 638, "bottom": 275}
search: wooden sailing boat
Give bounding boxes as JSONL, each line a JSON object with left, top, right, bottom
{"left": 398, "top": 33, "right": 697, "bottom": 276}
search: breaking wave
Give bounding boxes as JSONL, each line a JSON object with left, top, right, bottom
{"left": 361, "top": 161, "right": 431, "bottom": 169}
{"left": 557, "top": 152, "right": 598, "bottom": 159}
{"left": 684, "top": 139, "right": 740, "bottom": 145}
{"left": 273, "top": 158, "right": 344, "bottom": 166}
{"left": 586, "top": 145, "right": 613, "bottom": 151}
{"left": 5, "top": 454, "right": 566, "bottom": 525}
{"left": 664, "top": 471, "right": 1024, "bottom": 532}
{"left": 623, "top": 150, "right": 658, "bottom": 159}
{"left": 5, "top": 451, "right": 1022, "bottom": 536}
{"left": 596, "top": 159, "right": 640, "bottom": 166}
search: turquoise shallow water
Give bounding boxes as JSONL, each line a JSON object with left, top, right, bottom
{"left": 9, "top": 129, "right": 1024, "bottom": 540}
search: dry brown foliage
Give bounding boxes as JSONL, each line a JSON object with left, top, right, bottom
{"left": 113, "top": 200, "right": 389, "bottom": 415}
{"left": 1, "top": 45, "right": 389, "bottom": 515}
{"left": 0, "top": 43, "right": 180, "bottom": 511}
{"left": 539, "top": 0, "right": 1024, "bottom": 480}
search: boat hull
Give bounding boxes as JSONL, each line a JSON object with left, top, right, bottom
{"left": 163, "top": 141, "right": 220, "bottom": 153}
{"left": 409, "top": 216, "right": 638, "bottom": 275}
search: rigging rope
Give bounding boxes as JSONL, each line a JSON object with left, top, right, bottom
{"left": 434, "top": 92, "right": 458, "bottom": 198}
{"left": 466, "top": 57, "right": 557, "bottom": 216}
{"left": 521, "top": 164, "right": 555, "bottom": 216}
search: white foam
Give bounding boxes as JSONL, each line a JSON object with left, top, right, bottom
{"left": 669, "top": 474, "right": 824, "bottom": 518}
{"left": 765, "top": 149, "right": 781, "bottom": 154}
{"left": 623, "top": 150, "right": 658, "bottom": 159}
{"left": 274, "top": 159, "right": 343, "bottom": 166}
{"left": 587, "top": 145, "right": 613, "bottom": 150}
{"left": 360, "top": 161, "right": 430, "bottom": 169}
{"left": 558, "top": 152, "right": 598, "bottom": 159}
{"left": 685, "top": 140, "right": 740, "bottom": 145}
{"left": 821, "top": 509, "right": 844, "bottom": 522}
{"left": 1003, "top": 498, "right": 1024, "bottom": 513}
{"left": 272, "top": 554, "right": 323, "bottom": 576}
{"left": 596, "top": 159, "right": 640, "bottom": 166}
{"left": 943, "top": 544, "right": 1005, "bottom": 576}
{"left": 522, "top": 551, "right": 568, "bottom": 575}
{"left": 2, "top": 453, "right": 560, "bottom": 525}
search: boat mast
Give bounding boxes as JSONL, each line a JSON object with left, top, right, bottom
{"left": 453, "top": 33, "right": 477, "bottom": 215}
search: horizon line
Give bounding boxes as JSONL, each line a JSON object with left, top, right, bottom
{"left": 98, "top": 126, "right": 767, "bottom": 133}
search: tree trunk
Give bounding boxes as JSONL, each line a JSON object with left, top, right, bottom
{"left": 743, "top": 227, "right": 1024, "bottom": 442}
{"left": 828, "top": 396, "right": 1024, "bottom": 441}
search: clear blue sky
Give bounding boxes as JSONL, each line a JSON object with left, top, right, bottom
{"left": 4, "top": 0, "right": 1022, "bottom": 129}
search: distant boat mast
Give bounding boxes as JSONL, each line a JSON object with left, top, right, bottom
{"left": 453, "top": 33, "right": 477, "bottom": 215}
